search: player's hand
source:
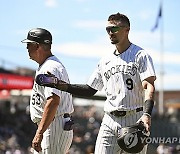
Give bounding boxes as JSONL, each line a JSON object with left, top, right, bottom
{"left": 36, "top": 72, "right": 68, "bottom": 91}
{"left": 32, "top": 132, "right": 43, "bottom": 152}
{"left": 36, "top": 72, "right": 58, "bottom": 88}
{"left": 137, "top": 114, "right": 151, "bottom": 132}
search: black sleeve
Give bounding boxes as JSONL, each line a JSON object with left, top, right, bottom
{"left": 66, "top": 84, "right": 97, "bottom": 97}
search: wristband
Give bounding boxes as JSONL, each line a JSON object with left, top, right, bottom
{"left": 144, "top": 99, "right": 154, "bottom": 115}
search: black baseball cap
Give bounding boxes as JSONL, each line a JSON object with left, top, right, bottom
{"left": 21, "top": 28, "right": 52, "bottom": 44}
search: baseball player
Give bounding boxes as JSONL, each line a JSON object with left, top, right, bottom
{"left": 36, "top": 13, "right": 156, "bottom": 154}
{"left": 21, "top": 28, "right": 74, "bottom": 154}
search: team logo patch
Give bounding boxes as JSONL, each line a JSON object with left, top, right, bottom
{"left": 124, "top": 132, "right": 139, "bottom": 148}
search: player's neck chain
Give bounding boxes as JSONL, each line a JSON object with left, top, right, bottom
{"left": 114, "top": 49, "right": 121, "bottom": 56}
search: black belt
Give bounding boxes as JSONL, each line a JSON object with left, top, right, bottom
{"left": 110, "top": 107, "right": 143, "bottom": 117}
{"left": 63, "top": 113, "right": 70, "bottom": 118}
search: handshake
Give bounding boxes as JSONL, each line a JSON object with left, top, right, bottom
{"left": 35, "top": 73, "right": 68, "bottom": 91}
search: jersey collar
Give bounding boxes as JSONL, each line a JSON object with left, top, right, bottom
{"left": 113, "top": 43, "right": 133, "bottom": 56}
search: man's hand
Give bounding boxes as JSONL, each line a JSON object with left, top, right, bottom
{"left": 36, "top": 72, "right": 68, "bottom": 91}
{"left": 137, "top": 114, "right": 151, "bottom": 133}
{"left": 36, "top": 73, "right": 58, "bottom": 88}
{"left": 32, "top": 132, "right": 43, "bottom": 152}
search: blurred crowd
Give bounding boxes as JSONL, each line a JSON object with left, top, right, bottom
{"left": 0, "top": 105, "right": 36, "bottom": 154}
{"left": 156, "top": 143, "right": 180, "bottom": 154}
{"left": 0, "top": 101, "right": 179, "bottom": 154}
{"left": 68, "top": 105, "right": 103, "bottom": 154}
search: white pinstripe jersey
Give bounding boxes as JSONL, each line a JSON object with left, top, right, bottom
{"left": 87, "top": 43, "right": 156, "bottom": 113}
{"left": 30, "top": 55, "right": 74, "bottom": 123}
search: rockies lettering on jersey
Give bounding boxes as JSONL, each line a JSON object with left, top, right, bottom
{"left": 104, "top": 64, "right": 137, "bottom": 81}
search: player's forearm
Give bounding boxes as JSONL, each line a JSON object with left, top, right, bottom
{"left": 143, "top": 78, "right": 155, "bottom": 101}
{"left": 67, "top": 84, "right": 97, "bottom": 96}
{"left": 36, "top": 97, "right": 59, "bottom": 135}
{"left": 35, "top": 74, "right": 97, "bottom": 96}
{"left": 142, "top": 77, "right": 156, "bottom": 116}
{"left": 144, "top": 85, "right": 155, "bottom": 100}
{"left": 57, "top": 83, "right": 97, "bottom": 97}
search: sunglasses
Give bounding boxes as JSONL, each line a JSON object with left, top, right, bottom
{"left": 106, "top": 26, "right": 125, "bottom": 33}
{"left": 27, "top": 42, "right": 39, "bottom": 49}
